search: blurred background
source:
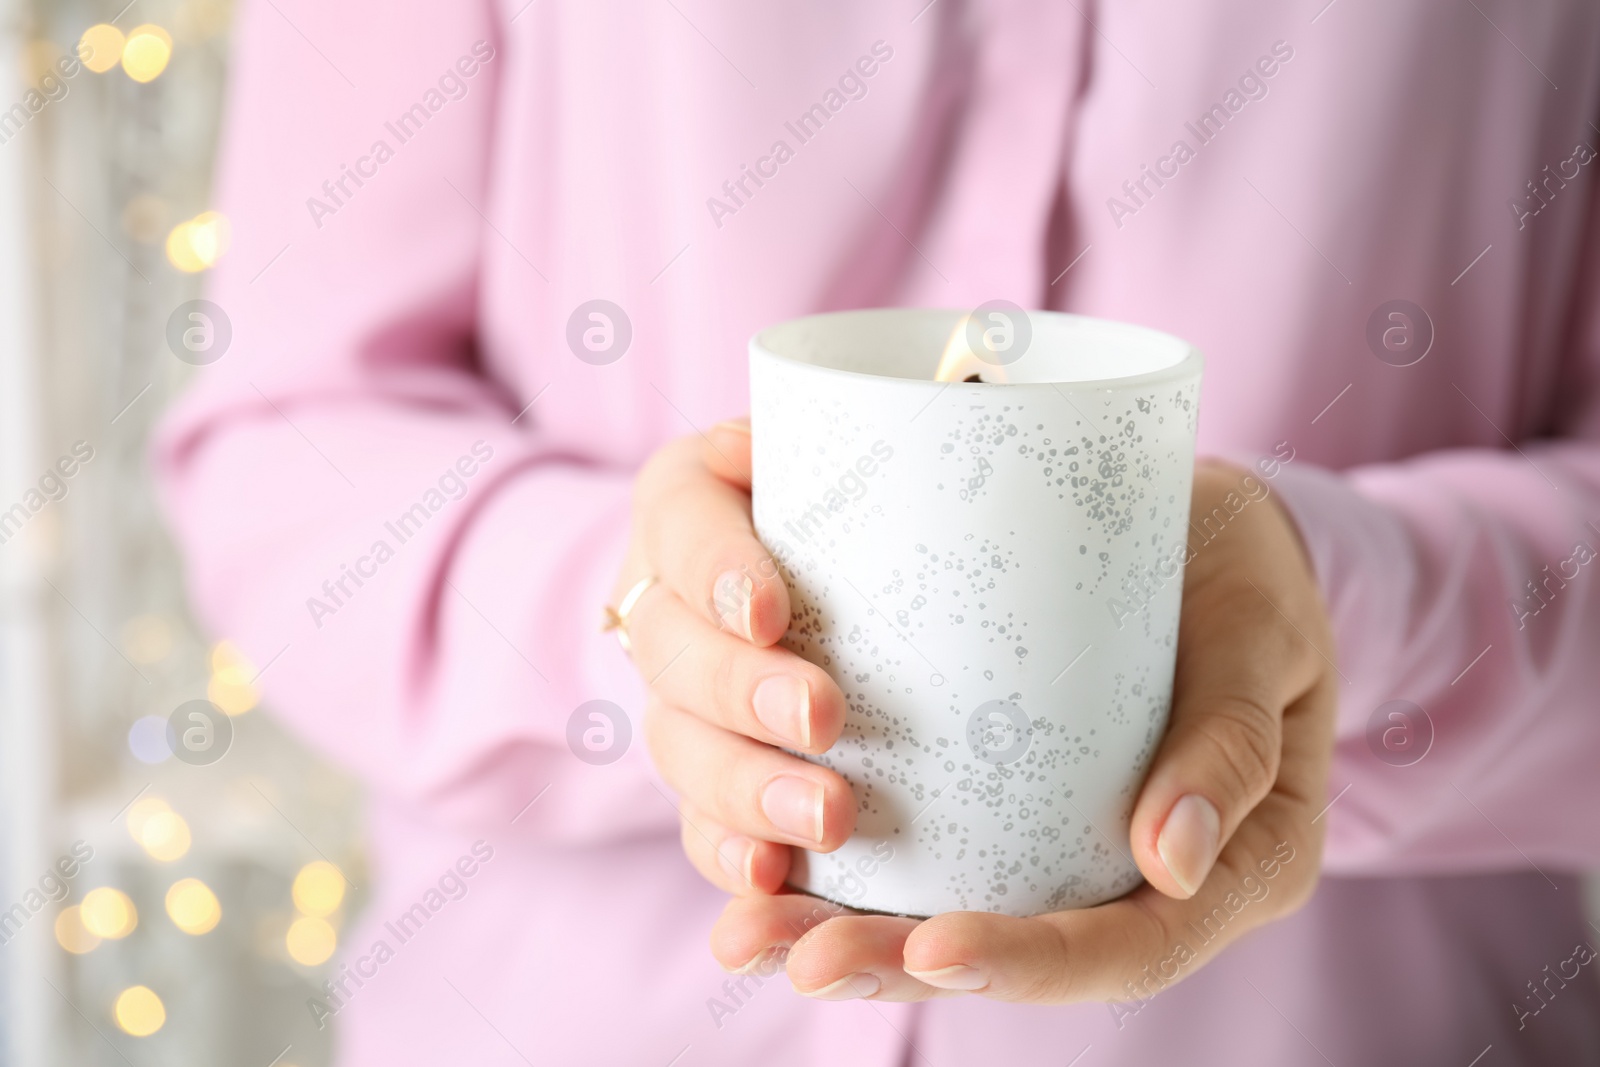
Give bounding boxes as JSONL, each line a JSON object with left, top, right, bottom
{"left": 0, "top": 1, "right": 364, "bottom": 1064}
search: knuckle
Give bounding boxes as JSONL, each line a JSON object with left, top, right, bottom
{"left": 1199, "top": 698, "right": 1281, "bottom": 803}
{"left": 1126, "top": 893, "right": 1173, "bottom": 949}
{"left": 1121, "top": 895, "right": 1176, "bottom": 972}
{"left": 1017, "top": 921, "right": 1079, "bottom": 1002}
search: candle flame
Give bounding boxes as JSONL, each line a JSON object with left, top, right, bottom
{"left": 933, "top": 315, "right": 1008, "bottom": 383}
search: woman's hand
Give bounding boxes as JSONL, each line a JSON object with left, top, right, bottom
{"left": 678, "top": 456, "right": 1340, "bottom": 1004}
{"left": 612, "top": 421, "right": 852, "bottom": 895}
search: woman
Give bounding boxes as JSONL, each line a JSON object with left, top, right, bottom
{"left": 158, "top": 1, "right": 1600, "bottom": 1062}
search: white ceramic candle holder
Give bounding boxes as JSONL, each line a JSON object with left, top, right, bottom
{"left": 749, "top": 308, "right": 1203, "bottom": 918}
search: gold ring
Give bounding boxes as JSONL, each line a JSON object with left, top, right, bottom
{"left": 602, "top": 575, "right": 659, "bottom": 654}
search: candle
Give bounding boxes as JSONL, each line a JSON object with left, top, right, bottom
{"left": 749, "top": 307, "right": 1202, "bottom": 918}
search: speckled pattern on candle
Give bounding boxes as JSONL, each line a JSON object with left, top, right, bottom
{"left": 752, "top": 312, "right": 1201, "bottom": 918}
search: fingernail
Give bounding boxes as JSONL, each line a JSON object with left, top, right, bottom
{"left": 1157, "top": 794, "right": 1221, "bottom": 896}
{"left": 761, "top": 776, "right": 825, "bottom": 844}
{"left": 801, "top": 973, "right": 880, "bottom": 1001}
{"left": 733, "top": 944, "right": 790, "bottom": 976}
{"left": 711, "top": 420, "right": 752, "bottom": 436}
{"left": 713, "top": 569, "right": 755, "bottom": 641}
{"left": 718, "top": 835, "right": 756, "bottom": 886}
{"left": 752, "top": 675, "right": 811, "bottom": 748}
{"left": 906, "top": 964, "right": 989, "bottom": 991}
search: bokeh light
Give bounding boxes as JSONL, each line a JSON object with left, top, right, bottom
{"left": 121, "top": 25, "right": 172, "bottom": 83}
{"left": 113, "top": 986, "right": 166, "bottom": 1037}
{"left": 286, "top": 915, "right": 337, "bottom": 966}
{"left": 291, "top": 861, "right": 345, "bottom": 917}
{"left": 165, "top": 878, "right": 221, "bottom": 935}
{"left": 165, "top": 211, "right": 231, "bottom": 274}
{"left": 139, "top": 810, "right": 192, "bottom": 862}
{"left": 211, "top": 639, "right": 247, "bottom": 672}
{"left": 76, "top": 24, "right": 124, "bottom": 73}
{"left": 208, "top": 639, "right": 259, "bottom": 714}
{"left": 127, "top": 715, "right": 172, "bottom": 765}
{"left": 54, "top": 906, "right": 102, "bottom": 954}
{"left": 80, "top": 888, "right": 137, "bottom": 939}
{"left": 126, "top": 796, "right": 171, "bottom": 841}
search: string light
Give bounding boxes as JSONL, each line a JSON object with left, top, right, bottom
{"left": 126, "top": 799, "right": 191, "bottom": 862}
{"left": 210, "top": 640, "right": 247, "bottom": 672}
{"left": 126, "top": 796, "right": 171, "bottom": 840}
{"left": 121, "top": 25, "right": 172, "bottom": 83}
{"left": 291, "top": 861, "right": 346, "bottom": 918}
{"left": 76, "top": 24, "right": 124, "bottom": 73}
{"left": 54, "top": 906, "right": 102, "bottom": 954}
{"left": 207, "top": 639, "right": 259, "bottom": 714}
{"left": 80, "top": 888, "right": 137, "bottom": 939}
{"left": 286, "top": 915, "right": 336, "bottom": 966}
{"left": 165, "top": 878, "right": 221, "bottom": 935}
{"left": 139, "top": 810, "right": 192, "bottom": 862}
{"left": 165, "top": 211, "right": 231, "bottom": 273}
{"left": 113, "top": 986, "right": 166, "bottom": 1037}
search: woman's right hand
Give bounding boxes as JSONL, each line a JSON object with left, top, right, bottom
{"left": 613, "top": 420, "right": 854, "bottom": 896}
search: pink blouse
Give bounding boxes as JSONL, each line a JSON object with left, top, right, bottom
{"left": 157, "top": 0, "right": 1600, "bottom": 1062}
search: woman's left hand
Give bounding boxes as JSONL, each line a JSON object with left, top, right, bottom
{"left": 707, "top": 461, "right": 1340, "bottom": 1004}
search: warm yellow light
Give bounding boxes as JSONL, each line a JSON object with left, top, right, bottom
{"left": 121, "top": 25, "right": 172, "bottom": 83}
{"left": 207, "top": 665, "right": 259, "bottom": 715}
{"left": 165, "top": 222, "right": 205, "bottom": 273}
{"left": 211, "top": 639, "right": 248, "bottom": 672}
{"left": 139, "top": 811, "right": 192, "bottom": 862}
{"left": 286, "top": 915, "right": 336, "bottom": 966}
{"left": 207, "top": 640, "right": 259, "bottom": 713}
{"left": 113, "top": 986, "right": 166, "bottom": 1037}
{"left": 126, "top": 796, "right": 171, "bottom": 842}
{"left": 189, "top": 211, "right": 230, "bottom": 265}
{"left": 165, "top": 212, "right": 231, "bottom": 274}
{"left": 77, "top": 24, "right": 125, "bottom": 74}
{"left": 165, "top": 878, "right": 221, "bottom": 935}
{"left": 54, "top": 906, "right": 102, "bottom": 954}
{"left": 80, "top": 888, "right": 137, "bottom": 939}
{"left": 291, "top": 861, "right": 345, "bottom": 918}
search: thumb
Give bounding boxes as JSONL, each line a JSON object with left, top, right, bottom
{"left": 1129, "top": 581, "right": 1315, "bottom": 899}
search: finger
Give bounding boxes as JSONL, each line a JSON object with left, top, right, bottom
{"left": 711, "top": 892, "right": 861, "bottom": 974}
{"left": 627, "top": 584, "right": 845, "bottom": 752}
{"left": 645, "top": 701, "right": 856, "bottom": 850}
{"left": 902, "top": 683, "right": 1335, "bottom": 1005}
{"left": 634, "top": 437, "right": 786, "bottom": 645}
{"left": 702, "top": 419, "right": 752, "bottom": 488}
{"left": 786, "top": 914, "right": 958, "bottom": 1002}
{"left": 903, "top": 807, "right": 1308, "bottom": 1003}
{"left": 676, "top": 799, "right": 791, "bottom": 896}
{"left": 1128, "top": 577, "right": 1308, "bottom": 899}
